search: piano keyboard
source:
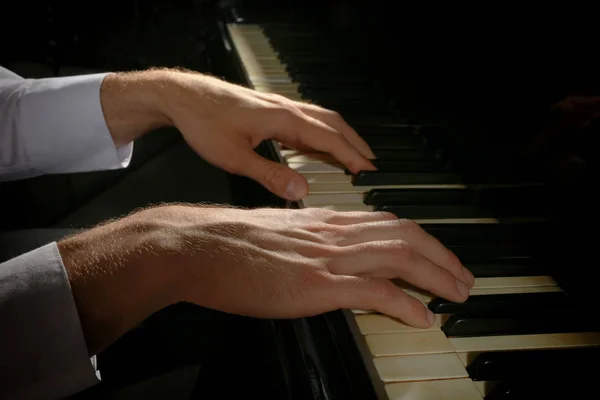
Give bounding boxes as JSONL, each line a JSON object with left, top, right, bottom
{"left": 227, "top": 23, "right": 600, "bottom": 400}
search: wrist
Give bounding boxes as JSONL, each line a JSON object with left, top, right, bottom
{"left": 58, "top": 209, "right": 180, "bottom": 354}
{"left": 100, "top": 70, "right": 174, "bottom": 147}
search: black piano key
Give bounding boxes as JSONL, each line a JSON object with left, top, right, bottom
{"left": 466, "top": 260, "right": 547, "bottom": 278}
{"left": 441, "top": 309, "right": 595, "bottom": 337}
{"left": 421, "top": 222, "right": 548, "bottom": 246}
{"left": 378, "top": 204, "right": 491, "bottom": 220}
{"left": 354, "top": 125, "right": 418, "bottom": 136}
{"left": 352, "top": 171, "right": 461, "bottom": 186}
{"left": 372, "top": 149, "right": 441, "bottom": 160}
{"left": 311, "top": 97, "right": 392, "bottom": 108}
{"left": 468, "top": 347, "right": 600, "bottom": 382}
{"left": 485, "top": 374, "right": 595, "bottom": 400}
{"left": 348, "top": 160, "right": 444, "bottom": 174}
{"left": 299, "top": 81, "right": 377, "bottom": 92}
{"left": 293, "top": 73, "right": 374, "bottom": 83}
{"left": 329, "top": 109, "right": 400, "bottom": 120}
{"left": 446, "top": 245, "right": 530, "bottom": 261}
{"left": 365, "top": 188, "right": 469, "bottom": 205}
{"left": 428, "top": 292, "right": 571, "bottom": 314}
{"left": 362, "top": 135, "right": 425, "bottom": 149}
{"left": 345, "top": 116, "right": 408, "bottom": 126}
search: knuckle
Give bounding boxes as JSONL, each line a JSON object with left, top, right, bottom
{"left": 396, "top": 218, "right": 422, "bottom": 234}
{"left": 327, "top": 109, "right": 343, "bottom": 120}
{"left": 297, "top": 264, "right": 330, "bottom": 287}
{"left": 368, "top": 279, "right": 396, "bottom": 302}
{"left": 302, "top": 222, "right": 340, "bottom": 236}
{"left": 269, "top": 93, "right": 292, "bottom": 104}
{"left": 376, "top": 211, "right": 399, "bottom": 221}
{"left": 269, "top": 105, "right": 299, "bottom": 123}
{"left": 264, "top": 165, "right": 286, "bottom": 186}
{"left": 361, "top": 240, "right": 414, "bottom": 265}
{"left": 386, "top": 240, "right": 416, "bottom": 263}
{"left": 306, "top": 207, "right": 336, "bottom": 219}
{"left": 408, "top": 298, "right": 427, "bottom": 319}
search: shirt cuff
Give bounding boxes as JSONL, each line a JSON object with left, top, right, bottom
{"left": 19, "top": 73, "right": 133, "bottom": 175}
{"left": 0, "top": 243, "right": 100, "bottom": 399}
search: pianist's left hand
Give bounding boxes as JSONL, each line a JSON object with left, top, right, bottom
{"left": 101, "top": 68, "right": 376, "bottom": 200}
{"left": 57, "top": 204, "right": 473, "bottom": 355}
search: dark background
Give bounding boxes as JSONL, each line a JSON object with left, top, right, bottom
{"left": 1, "top": 1, "right": 598, "bottom": 398}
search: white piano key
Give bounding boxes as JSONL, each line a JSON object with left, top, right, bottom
{"left": 385, "top": 379, "right": 483, "bottom": 400}
{"left": 288, "top": 162, "right": 345, "bottom": 173}
{"left": 469, "top": 286, "right": 562, "bottom": 295}
{"left": 252, "top": 82, "right": 300, "bottom": 90}
{"left": 374, "top": 353, "right": 468, "bottom": 383}
{"left": 356, "top": 314, "right": 442, "bottom": 335}
{"left": 286, "top": 153, "right": 340, "bottom": 163}
{"left": 249, "top": 76, "right": 294, "bottom": 84}
{"left": 351, "top": 284, "right": 562, "bottom": 316}
{"left": 472, "top": 276, "right": 556, "bottom": 289}
{"left": 303, "top": 173, "right": 352, "bottom": 184}
{"left": 366, "top": 331, "right": 454, "bottom": 356}
{"left": 308, "top": 182, "right": 363, "bottom": 193}
{"left": 308, "top": 182, "right": 469, "bottom": 193}
{"left": 452, "top": 332, "right": 600, "bottom": 355}
{"left": 316, "top": 203, "right": 374, "bottom": 212}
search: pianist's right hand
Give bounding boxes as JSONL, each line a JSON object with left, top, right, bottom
{"left": 57, "top": 204, "right": 473, "bottom": 356}
{"left": 100, "top": 68, "right": 376, "bottom": 201}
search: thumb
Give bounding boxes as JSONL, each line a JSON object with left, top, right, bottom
{"left": 232, "top": 148, "right": 309, "bottom": 201}
{"left": 335, "top": 276, "right": 435, "bottom": 328}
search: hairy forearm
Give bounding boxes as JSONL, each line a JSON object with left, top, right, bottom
{"left": 57, "top": 208, "right": 180, "bottom": 354}
{"left": 100, "top": 69, "right": 174, "bottom": 147}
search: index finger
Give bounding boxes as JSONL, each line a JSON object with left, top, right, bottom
{"left": 336, "top": 218, "right": 474, "bottom": 287}
{"left": 272, "top": 108, "right": 376, "bottom": 174}
{"left": 294, "top": 102, "right": 376, "bottom": 159}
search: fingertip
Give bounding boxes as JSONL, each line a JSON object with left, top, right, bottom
{"left": 462, "top": 266, "right": 475, "bottom": 287}
{"left": 350, "top": 157, "right": 377, "bottom": 174}
{"left": 284, "top": 176, "right": 308, "bottom": 200}
{"left": 365, "top": 158, "right": 377, "bottom": 170}
{"left": 426, "top": 309, "right": 436, "bottom": 327}
{"left": 456, "top": 279, "right": 471, "bottom": 302}
{"left": 365, "top": 147, "right": 376, "bottom": 160}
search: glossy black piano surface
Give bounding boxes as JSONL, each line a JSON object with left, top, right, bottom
{"left": 2, "top": 1, "right": 598, "bottom": 399}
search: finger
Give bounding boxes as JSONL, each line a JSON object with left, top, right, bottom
{"left": 227, "top": 148, "right": 309, "bottom": 200}
{"left": 255, "top": 92, "right": 374, "bottom": 158}
{"left": 328, "top": 240, "right": 470, "bottom": 303}
{"left": 268, "top": 108, "right": 376, "bottom": 173}
{"left": 333, "top": 275, "right": 435, "bottom": 328}
{"left": 294, "top": 102, "right": 376, "bottom": 159}
{"left": 320, "top": 210, "right": 398, "bottom": 225}
{"left": 337, "top": 218, "right": 473, "bottom": 286}
{"left": 276, "top": 139, "right": 317, "bottom": 153}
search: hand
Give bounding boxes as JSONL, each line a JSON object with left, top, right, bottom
{"left": 58, "top": 205, "right": 473, "bottom": 354}
{"left": 101, "top": 69, "right": 376, "bottom": 201}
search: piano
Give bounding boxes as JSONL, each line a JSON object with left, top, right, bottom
{"left": 2, "top": 1, "right": 598, "bottom": 399}
{"left": 216, "top": 1, "right": 600, "bottom": 399}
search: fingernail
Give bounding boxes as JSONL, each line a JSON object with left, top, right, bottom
{"left": 462, "top": 266, "right": 475, "bottom": 287}
{"left": 427, "top": 309, "right": 435, "bottom": 326}
{"left": 456, "top": 279, "right": 470, "bottom": 299}
{"left": 284, "top": 179, "right": 305, "bottom": 200}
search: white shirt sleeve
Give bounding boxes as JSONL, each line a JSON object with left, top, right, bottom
{"left": 0, "top": 243, "right": 101, "bottom": 399}
{"left": 0, "top": 66, "right": 135, "bottom": 398}
{"left": 0, "top": 66, "right": 133, "bottom": 180}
